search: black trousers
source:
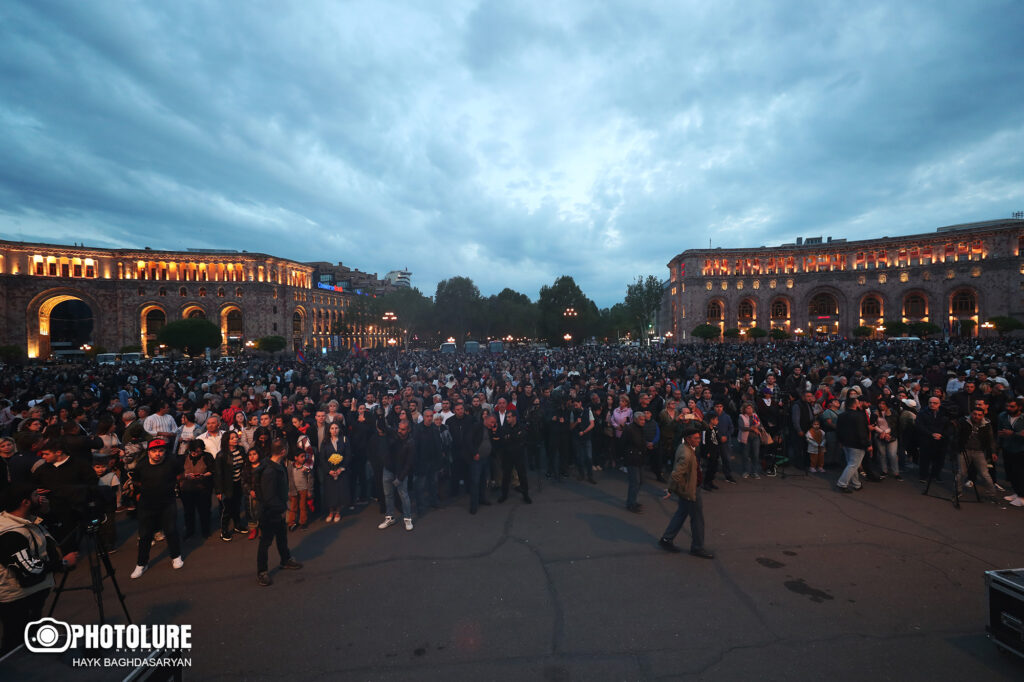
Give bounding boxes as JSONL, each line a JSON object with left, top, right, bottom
{"left": 181, "top": 488, "right": 212, "bottom": 537}
{"left": 137, "top": 503, "right": 181, "bottom": 566}
{"left": 0, "top": 589, "right": 50, "bottom": 655}
{"left": 501, "top": 450, "right": 529, "bottom": 499}
{"left": 256, "top": 513, "right": 291, "bottom": 573}
{"left": 919, "top": 441, "right": 946, "bottom": 480}
{"left": 220, "top": 482, "right": 244, "bottom": 537}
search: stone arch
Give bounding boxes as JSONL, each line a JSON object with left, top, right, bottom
{"left": 902, "top": 289, "right": 930, "bottom": 321}
{"left": 292, "top": 306, "right": 307, "bottom": 352}
{"left": 858, "top": 291, "right": 886, "bottom": 325}
{"left": 219, "top": 304, "right": 244, "bottom": 352}
{"left": 947, "top": 286, "right": 979, "bottom": 337}
{"left": 26, "top": 287, "right": 103, "bottom": 359}
{"left": 139, "top": 303, "right": 167, "bottom": 356}
{"left": 705, "top": 297, "right": 726, "bottom": 324}
{"left": 181, "top": 303, "right": 207, "bottom": 320}
{"left": 737, "top": 297, "right": 757, "bottom": 326}
{"left": 769, "top": 295, "right": 793, "bottom": 330}
{"left": 803, "top": 286, "right": 846, "bottom": 337}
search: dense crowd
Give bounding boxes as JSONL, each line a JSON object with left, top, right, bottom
{"left": 1, "top": 337, "right": 1023, "bottom": 610}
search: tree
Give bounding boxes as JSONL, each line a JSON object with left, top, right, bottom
{"left": 692, "top": 324, "right": 721, "bottom": 341}
{"left": 623, "top": 275, "right": 664, "bottom": 344}
{"left": 119, "top": 344, "right": 142, "bottom": 353}
{"left": 748, "top": 326, "right": 768, "bottom": 342}
{"left": 908, "top": 321, "right": 941, "bottom": 337}
{"left": 537, "top": 276, "right": 600, "bottom": 345}
{"left": 600, "top": 303, "right": 633, "bottom": 343}
{"left": 156, "top": 318, "right": 222, "bottom": 356}
{"left": 435, "top": 277, "right": 482, "bottom": 340}
{"left": 958, "top": 319, "right": 977, "bottom": 336}
{"left": 256, "top": 335, "right": 288, "bottom": 353}
{"left": 0, "top": 345, "right": 26, "bottom": 364}
{"left": 374, "top": 287, "right": 435, "bottom": 347}
{"left": 988, "top": 316, "right": 1024, "bottom": 336}
{"left": 852, "top": 325, "right": 874, "bottom": 338}
{"left": 881, "top": 319, "right": 908, "bottom": 337}
{"left": 723, "top": 327, "right": 741, "bottom": 339}
{"left": 483, "top": 288, "right": 537, "bottom": 341}
{"left": 769, "top": 328, "right": 790, "bottom": 340}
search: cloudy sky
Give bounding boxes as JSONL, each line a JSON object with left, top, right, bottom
{"left": 2, "top": 1, "right": 1022, "bottom": 306}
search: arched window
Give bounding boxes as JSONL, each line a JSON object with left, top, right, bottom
{"left": 738, "top": 299, "right": 754, "bottom": 321}
{"left": 293, "top": 311, "right": 304, "bottom": 334}
{"left": 179, "top": 287, "right": 187, "bottom": 297}
{"left": 904, "top": 294, "right": 926, "bottom": 319}
{"left": 158, "top": 287, "right": 167, "bottom": 297}
{"left": 770, "top": 299, "right": 789, "bottom": 319}
{"left": 706, "top": 301, "right": 722, "bottom": 321}
{"left": 809, "top": 293, "right": 837, "bottom": 317}
{"left": 235, "top": 287, "right": 243, "bottom": 297}
{"left": 860, "top": 296, "right": 881, "bottom": 318}
{"left": 137, "top": 287, "right": 145, "bottom": 296}
{"left": 217, "top": 288, "right": 225, "bottom": 298}
{"left": 198, "top": 287, "right": 207, "bottom": 298}
{"left": 187, "top": 308, "right": 205, "bottom": 320}
{"left": 951, "top": 290, "right": 976, "bottom": 315}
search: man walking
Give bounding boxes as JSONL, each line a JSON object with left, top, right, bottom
{"left": 257, "top": 439, "right": 303, "bottom": 586}
{"left": 130, "top": 439, "right": 185, "bottom": 578}
{"left": 836, "top": 396, "right": 872, "bottom": 493}
{"left": 658, "top": 424, "right": 714, "bottom": 559}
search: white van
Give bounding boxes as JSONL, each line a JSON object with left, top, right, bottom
{"left": 96, "top": 353, "right": 120, "bottom": 365}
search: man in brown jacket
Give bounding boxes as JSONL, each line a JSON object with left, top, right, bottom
{"left": 658, "top": 424, "right": 713, "bottom": 559}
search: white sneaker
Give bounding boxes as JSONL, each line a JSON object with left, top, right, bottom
{"left": 1011, "top": 498, "right": 1024, "bottom": 507}
{"left": 1004, "top": 494, "right": 1019, "bottom": 502}
{"left": 171, "top": 556, "right": 184, "bottom": 570}
{"left": 403, "top": 518, "right": 413, "bottom": 531}
{"left": 378, "top": 516, "right": 396, "bottom": 529}
{"left": 130, "top": 565, "right": 147, "bottom": 579}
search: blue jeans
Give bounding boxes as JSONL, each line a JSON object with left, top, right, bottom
{"left": 626, "top": 465, "right": 641, "bottom": 507}
{"left": 743, "top": 437, "right": 761, "bottom": 475}
{"left": 573, "top": 438, "right": 593, "bottom": 479}
{"left": 874, "top": 438, "right": 899, "bottom": 475}
{"left": 661, "top": 493, "right": 705, "bottom": 551}
{"left": 469, "top": 458, "right": 489, "bottom": 512}
{"left": 837, "top": 447, "right": 865, "bottom": 489}
{"left": 382, "top": 468, "right": 411, "bottom": 519}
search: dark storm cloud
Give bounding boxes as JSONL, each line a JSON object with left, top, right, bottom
{"left": 1, "top": 1, "right": 1022, "bottom": 306}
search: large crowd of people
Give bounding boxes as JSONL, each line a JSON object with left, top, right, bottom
{"left": 1, "top": 336, "right": 1023, "bottom": 611}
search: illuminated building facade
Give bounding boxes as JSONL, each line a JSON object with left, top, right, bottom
{"left": 666, "top": 218, "right": 1024, "bottom": 341}
{"left": 0, "top": 240, "right": 397, "bottom": 358}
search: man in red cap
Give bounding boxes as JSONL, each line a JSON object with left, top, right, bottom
{"left": 130, "top": 438, "right": 184, "bottom": 579}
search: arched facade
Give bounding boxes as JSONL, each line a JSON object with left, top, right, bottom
{"left": 26, "top": 287, "right": 104, "bottom": 359}
{"left": 139, "top": 303, "right": 167, "bottom": 355}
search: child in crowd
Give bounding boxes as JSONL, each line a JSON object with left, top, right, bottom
{"left": 241, "top": 447, "right": 263, "bottom": 539}
{"left": 92, "top": 452, "right": 120, "bottom": 550}
{"left": 806, "top": 418, "right": 827, "bottom": 473}
{"left": 287, "top": 450, "right": 314, "bottom": 531}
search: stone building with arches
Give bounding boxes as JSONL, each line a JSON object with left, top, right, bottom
{"left": 665, "top": 218, "right": 1024, "bottom": 341}
{"left": 0, "top": 240, "right": 393, "bottom": 358}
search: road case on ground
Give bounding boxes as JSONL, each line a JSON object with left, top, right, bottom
{"left": 985, "top": 568, "right": 1024, "bottom": 659}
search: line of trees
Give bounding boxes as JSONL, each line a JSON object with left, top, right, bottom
{"left": 340, "top": 273, "right": 668, "bottom": 348}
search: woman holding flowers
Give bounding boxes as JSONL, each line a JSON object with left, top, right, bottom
{"left": 320, "top": 421, "right": 350, "bottom": 522}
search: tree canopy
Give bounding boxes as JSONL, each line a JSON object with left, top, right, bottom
{"left": 156, "top": 318, "right": 222, "bottom": 356}
{"left": 623, "top": 275, "right": 663, "bottom": 343}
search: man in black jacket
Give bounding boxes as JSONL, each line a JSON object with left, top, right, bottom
{"left": 378, "top": 421, "right": 415, "bottom": 531}
{"left": 257, "top": 439, "right": 302, "bottom": 587}
{"left": 498, "top": 410, "right": 531, "bottom": 504}
{"left": 916, "top": 395, "right": 951, "bottom": 483}
{"left": 836, "top": 397, "right": 872, "bottom": 493}
{"left": 31, "top": 437, "right": 98, "bottom": 553}
{"left": 129, "top": 439, "right": 184, "bottom": 579}
{"left": 624, "top": 412, "right": 652, "bottom": 512}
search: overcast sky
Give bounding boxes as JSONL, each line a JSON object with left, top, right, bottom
{"left": 2, "top": 1, "right": 1022, "bottom": 306}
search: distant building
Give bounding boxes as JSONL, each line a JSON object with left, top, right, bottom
{"left": 0, "top": 240, "right": 399, "bottom": 358}
{"left": 665, "top": 217, "right": 1024, "bottom": 341}
{"left": 384, "top": 269, "right": 412, "bottom": 289}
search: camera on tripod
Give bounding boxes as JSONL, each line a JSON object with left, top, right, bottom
{"left": 75, "top": 485, "right": 116, "bottom": 536}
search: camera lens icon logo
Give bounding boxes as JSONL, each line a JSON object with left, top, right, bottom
{"left": 24, "top": 617, "right": 73, "bottom": 653}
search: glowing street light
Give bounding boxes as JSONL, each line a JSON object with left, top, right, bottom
{"left": 563, "top": 333, "right": 572, "bottom": 343}
{"left": 563, "top": 307, "right": 578, "bottom": 317}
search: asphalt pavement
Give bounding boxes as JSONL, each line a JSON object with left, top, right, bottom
{"left": 5, "top": 460, "right": 1024, "bottom": 681}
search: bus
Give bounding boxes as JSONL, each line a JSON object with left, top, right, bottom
{"left": 440, "top": 342, "right": 457, "bottom": 354}
{"left": 464, "top": 341, "right": 480, "bottom": 354}
{"left": 122, "top": 352, "right": 143, "bottom": 363}
{"left": 488, "top": 340, "right": 504, "bottom": 353}
{"left": 96, "top": 353, "right": 120, "bottom": 365}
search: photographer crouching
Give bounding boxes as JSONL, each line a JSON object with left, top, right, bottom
{"left": 0, "top": 483, "right": 78, "bottom": 655}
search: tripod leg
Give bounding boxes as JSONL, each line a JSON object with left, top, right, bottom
{"left": 95, "top": 535, "right": 133, "bottom": 624}
{"left": 47, "top": 568, "right": 70, "bottom": 617}
{"left": 88, "top": 544, "right": 108, "bottom": 624}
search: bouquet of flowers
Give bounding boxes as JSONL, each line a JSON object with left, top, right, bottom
{"left": 328, "top": 453, "right": 344, "bottom": 466}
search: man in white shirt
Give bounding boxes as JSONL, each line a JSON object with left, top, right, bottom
{"left": 143, "top": 400, "right": 178, "bottom": 440}
{"left": 199, "top": 416, "right": 226, "bottom": 458}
